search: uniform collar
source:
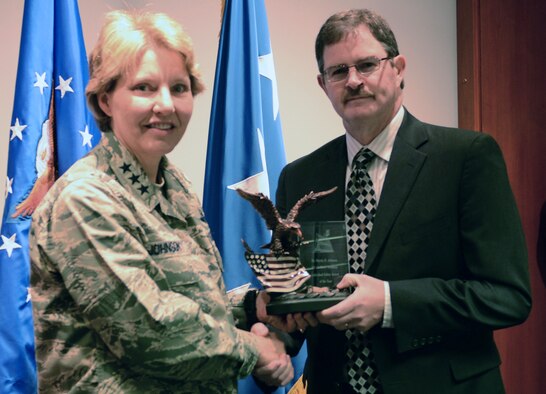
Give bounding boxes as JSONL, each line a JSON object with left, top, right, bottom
{"left": 101, "top": 132, "right": 163, "bottom": 211}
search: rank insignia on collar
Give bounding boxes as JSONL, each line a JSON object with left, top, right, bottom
{"left": 129, "top": 173, "right": 140, "bottom": 184}
{"left": 120, "top": 162, "right": 131, "bottom": 173}
{"left": 138, "top": 184, "right": 149, "bottom": 195}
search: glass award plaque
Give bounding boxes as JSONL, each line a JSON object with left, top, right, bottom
{"left": 236, "top": 187, "right": 349, "bottom": 315}
{"left": 299, "top": 221, "right": 348, "bottom": 288}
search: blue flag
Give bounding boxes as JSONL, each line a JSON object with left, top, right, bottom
{"left": 203, "top": 0, "right": 306, "bottom": 392}
{"left": 0, "top": 0, "right": 100, "bottom": 392}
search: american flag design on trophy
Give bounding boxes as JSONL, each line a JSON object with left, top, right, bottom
{"left": 237, "top": 187, "right": 349, "bottom": 314}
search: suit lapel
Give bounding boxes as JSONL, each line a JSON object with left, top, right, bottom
{"left": 310, "top": 136, "right": 347, "bottom": 221}
{"left": 365, "top": 112, "right": 428, "bottom": 273}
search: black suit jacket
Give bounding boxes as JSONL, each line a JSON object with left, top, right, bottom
{"left": 276, "top": 111, "right": 531, "bottom": 394}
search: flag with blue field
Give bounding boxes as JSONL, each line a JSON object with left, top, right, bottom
{"left": 0, "top": 1, "right": 99, "bottom": 392}
{"left": 203, "top": 0, "right": 306, "bottom": 392}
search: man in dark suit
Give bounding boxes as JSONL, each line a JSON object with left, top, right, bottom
{"left": 259, "top": 8, "right": 531, "bottom": 394}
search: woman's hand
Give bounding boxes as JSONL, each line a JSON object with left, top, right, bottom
{"left": 250, "top": 323, "right": 294, "bottom": 386}
{"left": 256, "top": 289, "right": 323, "bottom": 333}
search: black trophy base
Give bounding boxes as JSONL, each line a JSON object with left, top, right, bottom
{"left": 266, "top": 289, "right": 349, "bottom": 315}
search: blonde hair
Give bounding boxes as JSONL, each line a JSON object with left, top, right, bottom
{"left": 86, "top": 10, "right": 205, "bottom": 131}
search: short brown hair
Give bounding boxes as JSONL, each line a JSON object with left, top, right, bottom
{"left": 315, "top": 9, "right": 400, "bottom": 74}
{"left": 86, "top": 10, "right": 205, "bottom": 131}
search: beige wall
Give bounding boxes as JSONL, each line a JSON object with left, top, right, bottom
{"left": 0, "top": 0, "right": 457, "bottom": 222}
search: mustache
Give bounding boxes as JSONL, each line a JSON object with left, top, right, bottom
{"left": 344, "top": 91, "right": 374, "bottom": 101}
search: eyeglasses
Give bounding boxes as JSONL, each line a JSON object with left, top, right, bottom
{"left": 323, "top": 56, "right": 392, "bottom": 83}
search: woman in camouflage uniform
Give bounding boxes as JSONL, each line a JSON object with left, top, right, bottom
{"left": 29, "top": 10, "right": 293, "bottom": 393}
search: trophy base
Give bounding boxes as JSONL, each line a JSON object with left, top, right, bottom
{"left": 266, "top": 289, "right": 349, "bottom": 315}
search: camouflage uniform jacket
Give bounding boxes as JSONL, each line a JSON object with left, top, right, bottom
{"left": 30, "top": 133, "right": 259, "bottom": 393}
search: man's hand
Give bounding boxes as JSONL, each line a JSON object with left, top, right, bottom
{"left": 256, "top": 290, "right": 321, "bottom": 333}
{"left": 317, "top": 274, "right": 385, "bottom": 331}
{"left": 251, "top": 323, "right": 294, "bottom": 387}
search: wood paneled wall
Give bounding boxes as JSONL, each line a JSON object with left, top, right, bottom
{"left": 457, "top": 0, "right": 546, "bottom": 392}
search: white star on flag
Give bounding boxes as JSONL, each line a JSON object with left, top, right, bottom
{"left": 0, "top": 233, "right": 22, "bottom": 258}
{"left": 258, "top": 52, "right": 280, "bottom": 120}
{"left": 5, "top": 177, "right": 13, "bottom": 199}
{"left": 79, "top": 125, "right": 93, "bottom": 147}
{"left": 10, "top": 118, "right": 28, "bottom": 141}
{"left": 34, "top": 71, "right": 49, "bottom": 95}
{"left": 55, "top": 75, "right": 74, "bottom": 98}
{"left": 227, "top": 128, "right": 270, "bottom": 196}
{"left": 228, "top": 52, "right": 279, "bottom": 195}
{"left": 26, "top": 288, "right": 32, "bottom": 303}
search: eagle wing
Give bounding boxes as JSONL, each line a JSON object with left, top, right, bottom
{"left": 236, "top": 188, "right": 281, "bottom": 231}
{"left": 287, "top": 186, "right": 338, "bottom": 222}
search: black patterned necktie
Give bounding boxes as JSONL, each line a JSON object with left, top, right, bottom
{"left": 344, "top": 148, "right": 382, "bottom": 393}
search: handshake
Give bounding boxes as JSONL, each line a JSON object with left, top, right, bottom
{"left": 249, "top": 321, "right": 294, "bottom": 387}
{"left": 247, "top": 272, "right": 388, "bottom": 387}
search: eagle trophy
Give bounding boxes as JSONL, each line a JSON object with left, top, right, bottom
{"left": 236, "top": 186, "right": 337, "bottom": 256}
